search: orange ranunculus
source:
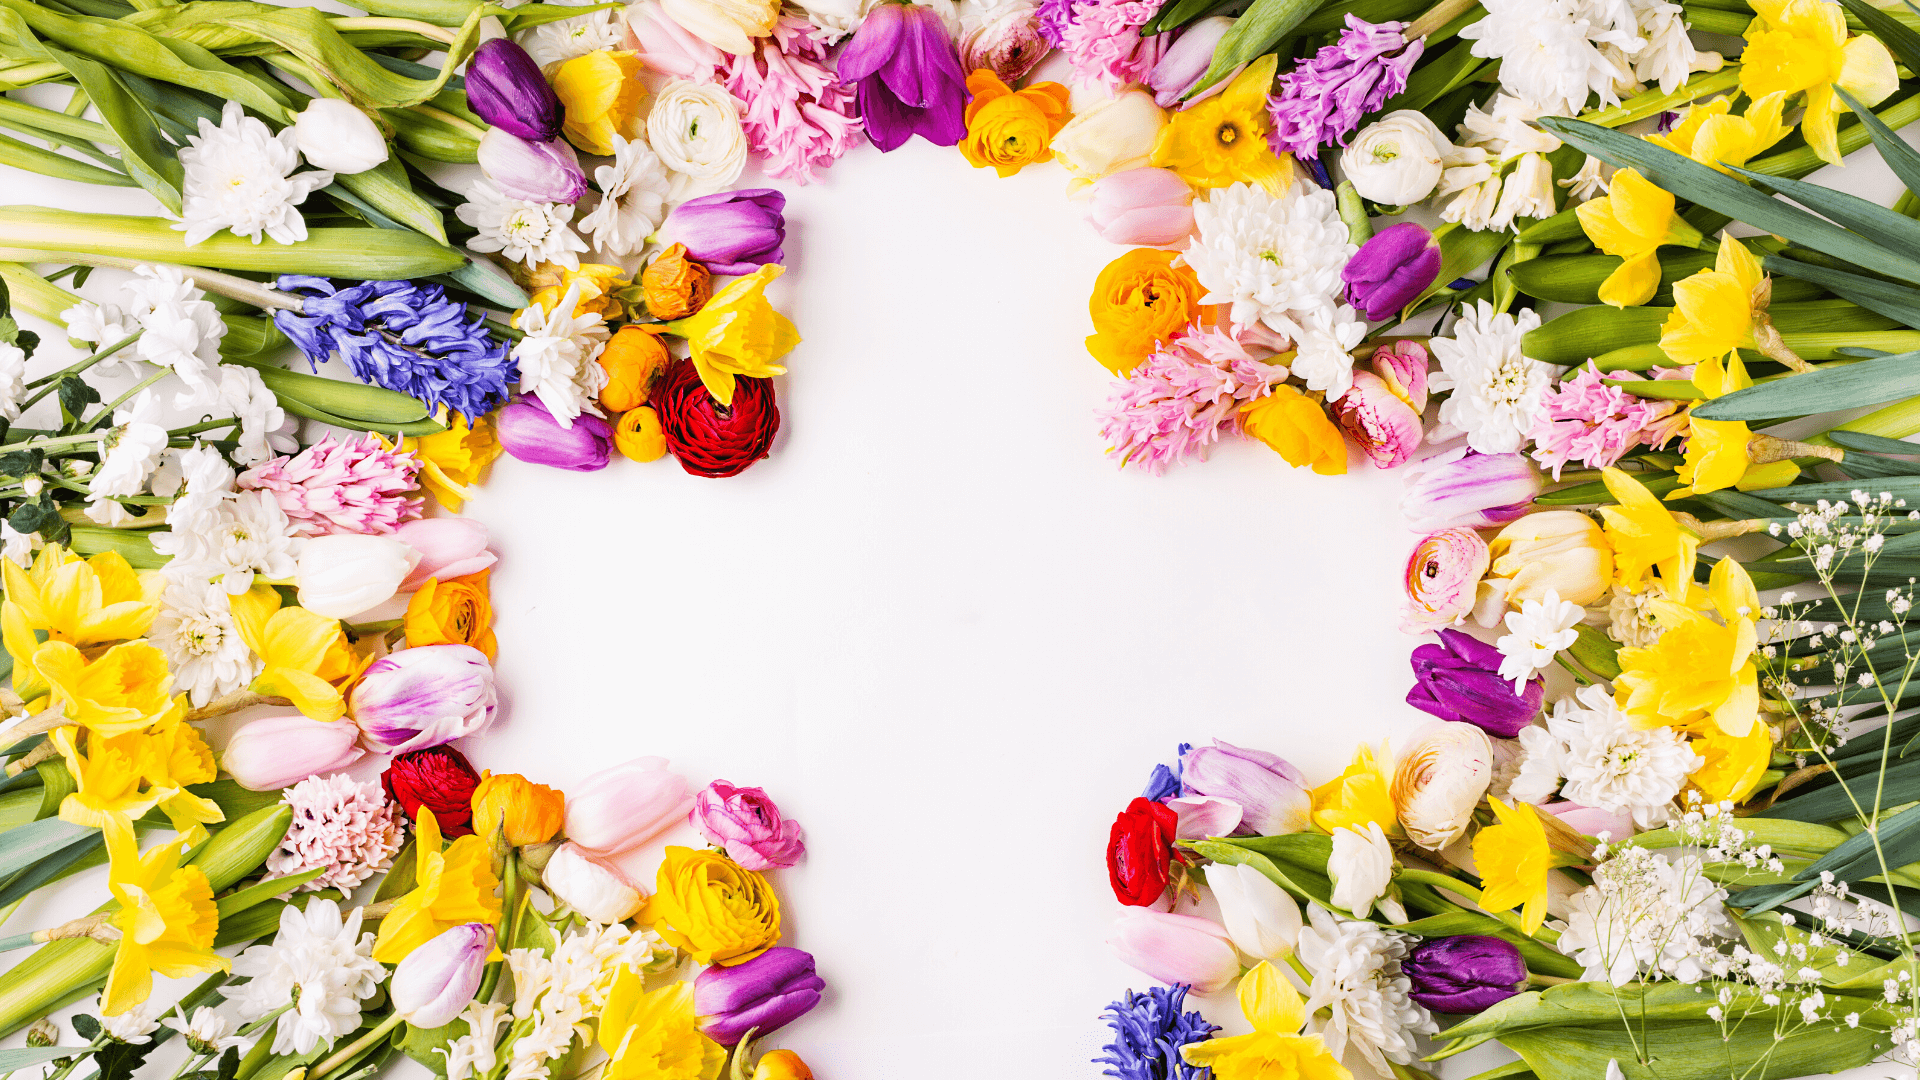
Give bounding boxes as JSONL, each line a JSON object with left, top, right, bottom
{"left": 471, "top": 770, "right": 565, "bottom": 847}
{"left": 599, "top": 326, "right": 672, "bottom": 413}
{"left": 615, "top": 407, "right": 668, "bottom": 462}
{"left": 960, "top": 69, "right": 1072, "bottom": 177}
{"left": 643, "top": 243, "right": 713, "bottom": 321}
{"left": 404, "top": 570, "right": 497, "bottom": 660}
{"left": 1086, "top": 248, "right": 1203, "bottom": 376}
{"left": 1241, "top": 387, "right": 1348, "bottom": 475}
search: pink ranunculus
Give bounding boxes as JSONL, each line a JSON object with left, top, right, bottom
{"left": 1166, "top": 795, "right": 1242, "bottom": 841}
{"left": 690, "top": 780, "right": 807, "bottom": 870}
{"left": 397, "top": 517, "right": 497, "bottom": 591}
{"left": 223, "top": 714, "right": 367, "bottom": 791}
{"left": 564, "top": 756, "right": 695, "bottom": 856}
{"left": 1107, "top": 909, "right": 1239, "bottom": 994}
{"left": 1332, "top": 370, "right": 1423, "bottom": 470}
{"left": 1400, "top": 527, "right": 1490, "bottom": 634}
{"left": 1087, "top": 167, "right": 1195, "bottom": 246}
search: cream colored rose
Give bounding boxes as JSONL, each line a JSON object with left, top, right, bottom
{"left": 1392, "top": 720, "right": 1494, "bottom": 849}
{"left": 1342, "top": 109, "right": 1449, "bottom": 205}
{"left": 1053, "top": 90, "right": 1167, "bottom": 191}
{"left": 646, "top": 80, "right": 748, "bottom": 201}
{"left": 659, "top": 0, "right": 777, "bottom": 54}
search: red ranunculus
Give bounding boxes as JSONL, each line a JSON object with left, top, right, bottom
{"left": 1107, "top": 796, "right": 1179, "bottom": 907}
{"left": 382, "top": 744, "right": 482, "bottom": 837}
{"left": 652, "top": 358, "right": 780, "bottom": 478}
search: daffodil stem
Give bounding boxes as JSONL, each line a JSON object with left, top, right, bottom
{"left": 0, "top": 913, "right": 113, "bottom": 952}
{"left": 0, "top": 706, "right": 67, "bottom": 751}
{"left": 1582, "top": 67, "right": 1741, "bottom": 129}
{"left": 310, "top": 1011, "right": 405, "bottom": 1080}
{"left": 184, "top": 692, "right": 289, "bottom": 722}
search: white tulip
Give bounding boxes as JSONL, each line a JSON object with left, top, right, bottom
{"left": 1392, "top": 720, "right": 1495, "bottom": 849}
{"left": 1342, "top": 110, "right": 1450, "bottom": 205}
{"left": 542, "top": 842, "right": 645, "bottom": 923}
{"left": 659, "top": 0, "right": 778, "bottom": 54}
{"left": 292, "top": 100, "right": 389, "bottom": 175}
{"left": 296, "top": 534, "right": 418, "bottom": 619}
{"left": 1328, "top": 822, "right": 1395, "bottom": 917}
{"left": 1207, "top": 861, "right": 1301, "bottom": 961}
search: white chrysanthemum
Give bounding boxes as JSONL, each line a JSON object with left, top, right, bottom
{"left": 519, "top": 6, "right": 623, "bottom": 67}
{"left": 151, "top": 580, "right": 258, "bottom": 707}
{"left": 100, "top": 998, "right": 162, "bottom": 1044}
{"left": 157, "top": 488, "right": 298, "bottom": 595}
{"left": 1511, "top": 684, "right": 1700, "bottom": 825}
{"left": 1606, "top": 584, "right": 1664, "bottom": 648}
{"left": 215, "top": 364, "right": 296, "bottom": 465}
{"left": 1297, "top": 905, "right": 1436, "bottom": 1073}
{"left": 457, "top": 180, "right": 589, "bottom": 270}
{"left": 1557, "top": 846, "right": 1732, "bottom": 985}
{"left": 579, "top": 134, "right": 672, "bottom": 257}
{"left": 647, "top": 80, "right": 749, "bottom": 201}
{"left": 1430, "top": 300, "right": 1554, "bottom": 453}
{"left": 177, "top": 101, "right": 333, "bottom": 246}
{"left": 124, "top": 265, "right": 228, "bottom": 408}
{"left": 61, "top": 301, "right": 136, "bottom": 356}
{"left": 1460, "top": 0, "right": 1642, "bottom": 116}
{"left": 1287, "top": 303, "right": 1368, "bottom": 397}
{"left": 231, "top": 899, "right": 385, "bottom": 1056}
{"left": 1496, "top": 589, "right": 1583, "bottom": 689}
{"left": 511, "top": 281, "right": 611, "bottom": 428}
{"left": 87, "top": 390, "right": 167, "bottom": 525}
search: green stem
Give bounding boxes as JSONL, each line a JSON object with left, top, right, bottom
{"left": 1406, "top": 0, "right": 1480, "bottom": 38}
{"left": 1584, "top": 67, "right": 1742, "bottom": 129}
{"left": 15, "top": 332, "right": 143, "bottom": 417}
{"left": 86, "top": 369, "right": 169, "bottom": 431}
{"left": 309, "top": 1012, "right": 404, "bottom": 1080}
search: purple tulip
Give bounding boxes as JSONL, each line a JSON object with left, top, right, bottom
{"left": 476, "top": 128, "right": 586, "bottom": 204}
{"left": 1401, "top": 448, "right": 1541, "bottom": 531}
{"left": 466, "top": 39, "right": 564, "bottom": 142}
{"left": 694, "top": 947, "right": 826, "bottom": 1046}
{"left": 497, "top": 395, "right": 613, "bottom": 472}
{"left": 1408, "top": 629, "right": 1544, "bottom": 738}
{"left": 1179, "top": 740, "right": 1310, "bottom": 836}
{"left": 391, "top": 923, "right": 496, "bottom": 1028}
{"left": 666, "top": 190, "right": 787, "bottom": 276}
{"left": 1403, "top": 935, "right": 1527, "bottom": 1014}
{"left": 837, "top": 1, "right": 969, "bottom": 152}
{"left": 1344, "top": 222, "right": 1442, "bottom": 321}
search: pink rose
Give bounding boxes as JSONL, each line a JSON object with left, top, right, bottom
{"left": 690, "top": 780, "right": 806, "bottom": 870}
{"left": 1401, "top": 527, "right": 1490, "bottom": 634}
{"left": 397, "top": 517, "right": 496, "bottom": 591}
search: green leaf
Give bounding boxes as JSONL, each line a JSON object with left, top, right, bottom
{"left": 1189, "top": 840, "right": 1333, "bottom": 908}
{"left": 431, "top": 257, "right": 526, "bottom": 310}
{"left": 67, "top": 526, "right": 165, "bottom": 568}
{"left": 332, "top": 156, "right": 446, "bottom": 245}
{"left": 0, "top": 816, "right": 94, "bottom": 881}
{"left": 1728, "top": 164, "right": 1920, "bottom": 265}
{"left": 0, "top": 129, "right": 133, "bottom": 187}
{"left": 0, "top": 831, "right": 100, "bottom": 908}
{"left": 1189, "top": 0, "right": 1315, "bottom": 98}
{"left": 1762, "top": 756, "right": 1920, "bottom": 822}
{"left": 0, "top": 1048, "right": 98, "bottom": 1071}
{"left": 225, "top": 357, "right": 444, "bottom": 434}
{"left": 1500, "top": 1013, "right": 1886, "bottom": 1080}
{"left": 1141, "top": 0, "right": 1234, "bottom": 34}
{"left": 1405, "top": 222, "right": 1512, "bottom": 318}
{"left": 1829, "top": 430, "right": 1920, "bottom": 455}
{"left": 1736, "top": 801, "right": 1920, "bottom": 914}
{"left": 37, "top": 45, "right": 183, "bottom": 212}
{"left": 34, "top": 759, "right": 72, "bottom": 820}
{"left": 1692, "top": 350, "right": 1920, "bottom": 421}
{"left": 1766, "top": 255, "right": 1920, "bottom": 329}
{"left": 215, "top": 865, "right": 325, "bottom": 918}
{"left": 1836, "top": 85, "right": 1920, "bottom": 197}
{"left": 0, "top": 208, "right": 466, "bottom": 279}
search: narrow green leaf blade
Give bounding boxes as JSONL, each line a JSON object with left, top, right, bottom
{"left": 1189, "top": 0, "right": 1314, "bottom": 97}
{"left": 1837, "top": 85, "right": 1920, "bottom": 197}
{"left": 1765, "top": 255, "right": 1920, "bottom": 329}
{"left": 1691, "top": 350, "right": 1920, "bottom": 420}
{"left": 1726, "top": 164, "right": 1920, "bottom": 264}
{"left": 1835, "top": 0, "right": 1920, "bottom": 72}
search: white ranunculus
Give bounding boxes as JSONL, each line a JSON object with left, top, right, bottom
{"left": 1391, "top": 720, "right": 1494, "bottom": 849}
{"left": 292, "top": 99, "right": 389, "bottom": 175}
{"left": 659, "top": 0, "right": 778, "bottom": 54}
{"left": 1328, "top": 822, "right": 1395, "bottom": 917}
{"left": 296, "top": 533, "right": 419, "bottom": 619}
{"left": 646, "top": 80, "right": 748, "bottom": 201}
{"left": 1341, "top": 110, "right": 1450, "bottom": 205}
{"left": 1208, "top": 860, "right": 1302, "bottom": 960}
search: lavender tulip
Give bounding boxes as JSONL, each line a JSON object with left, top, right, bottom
{"left": 391, "top": 923, "right": 495, "bottom": 1028}
{"left": 1408, "top": 629, "right": 1543, "bottom": 738}
{"left": 350, "top": 644, "right": 498, "bottom": 753}
{"left": 1403, "top": 935, "right": 1526, "bottom": 1014}
{"left": 1147, "top": 17, "right": 1237, "bottom": 108}
{"left": 466, "top": 39, "right": 564, "bottom": 142}
{"left": 694, "top": 947, "right": 826, "bottom": 1045}
{"left": 497, "top": 395, "right": 614, "bottom": 472}
{"left": 1343, "top": 222, "right": 1442, "bottom": 321}
{"left": 1180, "top": 740, "right": 1311, "bottom": 835}
{"left": 1401, "top": 448, "right": 1541, "bottom": 531}
{"left": 476, "top": 129, "right": 587, "bottom": 204}
{"left": 837, "top": 1, "right": 968, "bottom": 152}
{"left": 665, "top": 190, "right": 786, "bottom": 275}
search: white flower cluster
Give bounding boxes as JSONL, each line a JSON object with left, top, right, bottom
{"left": 1434, "top": 95, "right": 1563, "bottom": 233}
{"left": 1296, "top": 905, "right": 1436, "bottom": 1074}
{"left": 1510, "top": 684, "right": 1701, "bottom": 827}
{"left": 1429, "top": 300, "right": 1556, "bottom": 453}
{"left": 231, "top": 899, "right": 386, "bottom": 1055}
{"left": 511, "top": 280, "right": 612, "bottom": 428}
{"left": 1556, "top": 844, "right": 1733, "bottom": 986}
{"left": 177, "top": 102, "right": 334, "bottom": 247}
{"left": 1459, "top": 0, "right": 1705, "bottom": 118}
{"left": 472, "top": 922, "right": 678, "bottom": 1080}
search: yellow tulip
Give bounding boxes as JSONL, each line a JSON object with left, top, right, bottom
{"left": 2, "top": 547, "right": 158, "bottom": 648}
{"left": 1577, "top": 169, "right": 1706, "bottom": 307}
{"left": 1180, "top": 962, "right": 1352, "bottom": 1080}
{"left": 1647, "top": 93, "right": 1791, "bottom": 175}
{"left": 1616, "top": 556, "right": 1761, "bottom": 738}
{"left": 551, "top": 50, "right": 646, "bottom": 156}
{"left": 372, "top": 808, "right": 502, "bottom": 963}
{"left": 404, "top": 412, "right": 502, "bottom": 514}
{"left": 661, "top": 265, "right": 799, "bottom": 407}
{"left": 230, "top": 585, "right": 362, "bottom": 721}
{"left": 1310, "top": 741, "right": 1398, "bottom": 835}
{"left": 101, "top": 823, "right": 227, "bottom": 1016}
{"left": 1149, "top": 54, "right": 1292, "bottom": 193}
{"left": 33, "top": 640, "right": 185, "bottom": 738}
{"left": 1597, "top": 467, "right": 1699, "bottom": 597}
{"left": 1472, "top": 798, "right": 1551, "bottom": 935}
{"left": 1742, "top": 0, "right": 1898, "bottom": 166}
{"left": 598, "top": 969, "right": 727, "bottom": 1080}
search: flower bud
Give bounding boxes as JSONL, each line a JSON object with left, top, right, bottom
{"left": 471, "top": 771, "right": 564, "bottom": 847}
{"left": 465, "top": 39, "right": 564, "bottom": 142}
{"left": 1391, "top": 720, "right": 1493, "bottom": 849}
{"left": 751, "top": 1051, "right": 814, "bottom": 1080}
{"left": 694, "top": 946, "right": 825, "bottom": 1046}
{"left": 542, "top": 841, "right": 645, "bottom": 923}
{"left": 690, "top": 780, "right": 806, "bottom": 871}
{"left": 1180, "top": 740, "right": 1310, "bottom": 836}
{"left": 1147, "top": 16, "right": 1236, "bottom": 108}
{"left": 625, "top": 1, "right": 726, "bottom": 79}
{"left": 1086, "top": 167, "right": 1194, "bottom": 247}
{"left": 496, "top": 395, "right": 614, "bottom": 472}
{"left": 959, "top": 3, "right": 1048, "bottom": 84}
{"left": 563, "top": 756, "right": 694, "bottom": 855}
{"left": 1403, "top": 935, "right": 1526, "bottom": 1014}
{"left": 1487, "top": 510, "right": 1614, "bottom": 607}
{"left": 1328, "top": 822, "right": 1394, "bottom": 917}
{"left": 1208, "top": 860, "right": 1301, "bottom": 961}
{"left": 660, "top": 0, "right": 779, "bottom": 54}
{"left": 1400, "top": 527, "right": 1489, "bottom": 634}
{"left": 396, "top": 517, "right": 496, "bottom": 592}
{"left": 390, "top": 923, "right": 494, "bottom": 1029}
{"left": 1052, "top": 91, "right": 1166, "bottom": 186}
{"left": 292, "top": 100, "right": 388, "bottom": 175}
{"left": 1343, "top": 222, "right": 1442, "bottom": 321}
{"left": 296, "top": 533, "right": 419, "bottom": 620}
{"left": 643, "top": 243, "right": 713, "bottom": 321}
{"left": 1401, "top": 449, "right": 1540, "bottom": 532}
{"left": 663, "top": 190, "right": 786, "bottom": 276}
{"left": 475, "top": 129, "right": 587, "bottom": 204}
{"left": 350, "top": 644, "right": 497, "bottom": 754}
{"left": 1343, "top": 110, "right": 1449, "bottom": 205}
{"left": 1107, "top": 909, "right": 1239, "bottom": 994}
{"left": 615, "top": 407, "right": 668, "bottom": 463}
{"left": 223, "top": 713, "right": 366, "bottom": 791}
{"left": 1407, "top": 628, "right": 1544, "bottom": 739}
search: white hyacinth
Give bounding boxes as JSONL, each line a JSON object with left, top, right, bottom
{"left": 230, "top": 899, "right": 386, "bottom": 1055}
{"left": 1430, "top": 300, "right": 1555, "bottom": 453}
{"left": 457, "top": 180, "right": 589, "bottom": 270}
{"left": 1509, "top": 684, "right": 1701, "bottom": 826}
{"left": 177, "top": 101, "right": 333, "bottom": 246}
{"left": 510, "top": 281, "right": 611, "bottom": 429}
{"left": 498, "top": 922, "right": 677, "bottom": 1080}
{"left": 1296, "top": 905, "right": 1437, "bottom": 1073}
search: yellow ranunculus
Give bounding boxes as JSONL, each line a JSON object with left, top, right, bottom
{"left": 598, "top": 968, "right": 727, "bottom": 1080}
{"left": 372, "top": 808, "right": 502, "bottom": 963}
{"left": 524, "top": 263, "right": 632, "bottom": 324}
{"left": 1576, "top": 168, "right": 1705, "bottom": 308}
{"left": 1310, "top": 741, "right": 1397, "bottom": 835}
{"left": 230, "top": 586, "right": 363, "bottom": 721}
{"left": 405, "top": 412, "right": 502, "bottom": 514}
{"left": 1180, "top": 962, "right": 1351, "bottom": 1080}
{"left": 641, "top": 846, "right": 781, "bottom": 966}
{"left": 1241, "top": 387, "right": 1348, "bottom": 476}
{"left": 615, "top": 407, "right": 668, "bottom": 462}
{"left": 1741, "top": 0, "right": 1898, "bottom": 166}
{"left": 1616, "top": 556, "right": 1761, "bottom": 738}
{"left": 751, "top": 1051, "right": 814, "bottom": 1080}
{"left": 101, "top": 823, "right": 227, "bottom": 1016}
{"left": 1473, "top": 798, "right": 1550, "bottom": 935}
{"left": 551, "top": 50, "right": 646, "bottom": 156}
{"left": 34, "top": 640, "right": 185, "bottom": 738}
{"left": 661, "top": 265, "right": 799, "bottom": 407}
{"left": 3, "top": 547, "right": 158, "bottom": 648}
{"left": 1647, "top": 92, "right": 1791, "bottom": 175}
{"left": 1690, "top": 719, "right": 1774, "bottom": 804}
{"left": 1150, "top": 54, "right": 1291, "bottom": 193}
{"left": 1597, "top": 467, "right": 1699, "bottom": 597}
{"left": 959, "top": 69, "right": 1072, "bottom": 178}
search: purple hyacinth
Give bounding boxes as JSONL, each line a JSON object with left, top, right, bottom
{"left": 1403, "top": 935, "right": 1528, "bottom": 1014}
{"left": 1408, "top": 629, "right": 1545, "bottom": 738}
{"left": 1036, "top": 0, "right": 1078, "bottom": 47}
{"left": 1093, "top": 985, "right": 1218, "bottom": 1080}
{"left": 1140, "top": 742, "right": 1192, "bottom": 802}
{"left": 1267, "top": 16, "right": 1424, "bottom": 160}
{"left": 272, "top": 276, "right": 514, "bottom": 420}
{"left": 837, "top": 1, "right": 969, "bottom": 152}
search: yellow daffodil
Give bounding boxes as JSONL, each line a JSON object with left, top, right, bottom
{"left": 551, "top": 50, "right": 645, "bottom": 156}
{"left": 34, "top": 641, "right": 185, "bottom": 738}
{"left": 2, "top": 547, "right": 159, "bottom": 648}
{"left": 1576, "top": 169, "right": 1705, "bottom": 308}
{"left": 1598, "top": 467, "right": 1699, "bottom": 596}
{"left": 1690, "top": 720, "right": 1774, "bottom": 804}
{"left": 1473, "top": 798, "right": 1551, "bottom": 935}
{"left": 145, "top": 722, "right": 223, "bottom": 840}
{"left": 230, "top": 586, "right": 362, "bottom": 721}
{"left": 1149, "top": 54, "right": 1291, "bottom": 193}
{"left": 1672, "top": 352, "right": 1757, "bottom": 499}
{"left": 372, "top": 808, "right": 502, "bottom": 963}
{"left": 404, "top": 413, "right": 502, "bottom": 514}
{"left": 1310, "top": 741, "right": 1398, "bottom": 835}
{"left": 1647, "top": 92, "right": 1791, "bottom": 174}
{"left": 661, "top": 265, "right": 800, "bottom": 407}
{"left": 1615, "top": 556, "right": 1761, "bottom": 737}
{"left": 101, "top": 823, "right": 227, "bottom": 1016}
{"left": 524, "top": 263, "right": 632, "bottom": 324}
{"left": 598, "top": 968, "right": 727, "bottom": 1080}
{"left": 1181, "top": 962, "right": 1352, "bottom": 1080}
{"left": 1741, "top": 0, "right": 1897, "bottom": 166}
{"left": 1661, "top": 237, "right": 1767, "bottom": 364}
{"left": 53, "top": 727, "right": 164, "bottom": 833}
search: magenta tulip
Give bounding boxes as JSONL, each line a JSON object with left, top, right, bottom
{"left": 496, "top": 395, "right": 613, "bottom": 472}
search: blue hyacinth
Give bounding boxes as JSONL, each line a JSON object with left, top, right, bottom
{"left": 1141, "top": 742, "right": 1193, "bottom": 802}
{"left": 273, "top": 275, "right": 516, "bottom": 419}
{"left": 1094, "top": 985, "right": 1219, "bottom": 1080}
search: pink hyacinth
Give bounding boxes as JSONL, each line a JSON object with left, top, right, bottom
{"left": 238, "top": 433, "right": 423, "bottom": 537}
{"left": 723, "top": 18, "right": 862, "bottom": 184}
{"left": 1059, "top": 0, "right": 1166, "bottom": 91}
{"left": 1097, "top": 323, "right": 1292, "bottom": 474}
{"left": 1527, "top": 366, "right": 1686, "bottom": 480}
{"left": 265, "top": 773, "right": 407, "bottom": 892}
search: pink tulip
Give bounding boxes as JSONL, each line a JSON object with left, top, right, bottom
{"left": 1167, "top": 795, "right": 1242, "bottom": 841}
{"left": 1543, "top": 800, "right": 1635, "bottom": 844}
{"left": 223, "top": 714, "right": 366, "bottom": 791}
{"left": 1087, "top": 168, "right": 1195, "bottom": 247}
{"left": 1108, "top": 910, "right": 1240, "bottom": 994}
{"left": 397, "top": 518, "right": 496, "bottom": 590}
{"left": 623, "top": 0, "right": 724, "bottom": 78}
{"left": 564, "top": 756, "right": 695, "bottom": 855}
